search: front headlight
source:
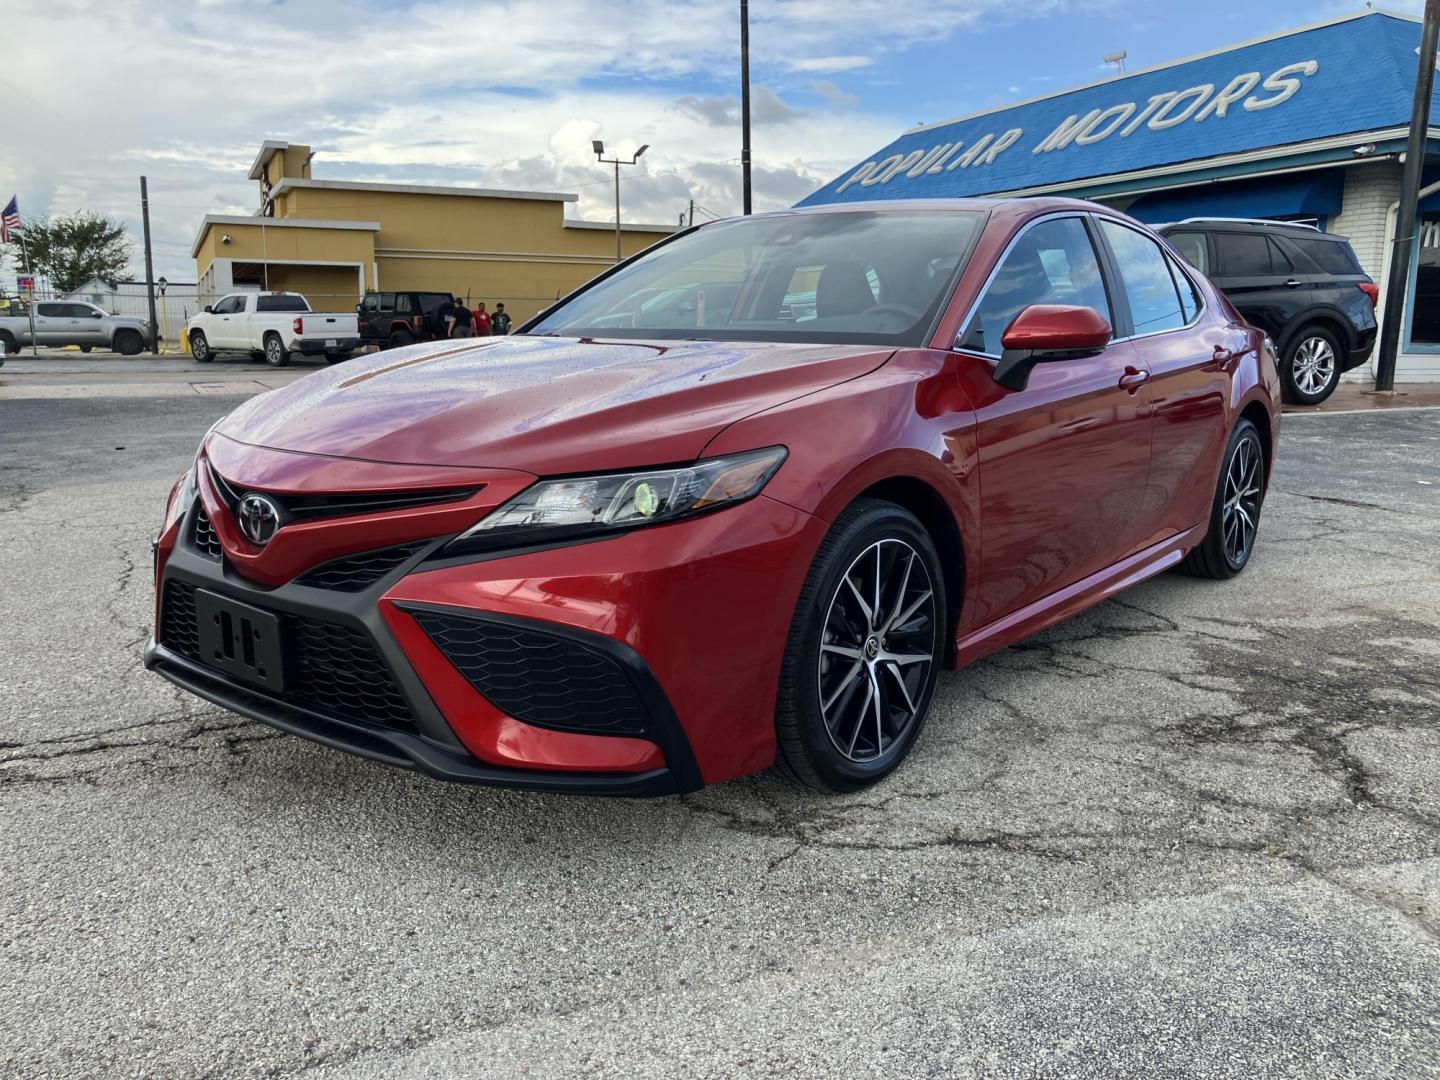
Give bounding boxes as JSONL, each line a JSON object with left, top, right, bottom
{"left": 445, "top": 446, "right": 787, "bottom": 556}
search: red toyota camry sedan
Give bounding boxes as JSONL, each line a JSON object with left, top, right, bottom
{"left": 147, "top": 198, "right": 1280, "bottom": 796}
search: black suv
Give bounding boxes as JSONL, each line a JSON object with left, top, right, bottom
{"left": 357, "top": 291, "right": 456, "bottom": 349}
{"left": 1156, "top": 219, "right": 1377, "bottom": 405}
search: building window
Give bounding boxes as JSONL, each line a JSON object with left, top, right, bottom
{"left": 1410, "top": 216, "right": 1440, "bottom": 347}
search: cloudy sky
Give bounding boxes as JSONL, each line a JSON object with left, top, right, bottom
{"left": 0, "top": 0, "right": 1410, "bottom": 283}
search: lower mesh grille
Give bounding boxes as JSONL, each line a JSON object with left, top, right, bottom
{"left": 191, "top": 505, "right": 222, "bottom": 560}
{"left": 295, "top": 543, "right": 426, "bottom": 592}
{"left": 158, "top": 580, "right": 415, "bottom": 732}
{"left": 409, "top": 610, "right": 649, "bottom": 736}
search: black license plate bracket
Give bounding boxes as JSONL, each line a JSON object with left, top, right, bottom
{"left": 194, "top": 589, "right": 286, "bottom": 692}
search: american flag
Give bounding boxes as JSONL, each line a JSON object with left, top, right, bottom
{"left": 0, "top": 196, "right": 18, "bottom": 244}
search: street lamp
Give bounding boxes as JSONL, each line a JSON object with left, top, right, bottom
{"left": 157, "top": 276, "right": 169, "bottom": 349}
{"left": 593, "top": 139, "right": 649, "bottom": 263}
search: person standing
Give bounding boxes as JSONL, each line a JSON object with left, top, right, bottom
{"left": 472, "top": 302, "right": 493, "bottom": 336}
{"left": 491, "top": 303, "right": 512, "bottom": 336}
{"left": 451, "top": 301, "right": 474, "bottom": 337}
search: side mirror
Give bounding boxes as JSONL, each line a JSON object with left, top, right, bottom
{"left": 356, "top": 304, "right": 363, "bottom": 313}
{"left": 992, "top": 304, "right": 1112, "bottom": 391}
{"left": 92, "top": 311, "right": 104, "bottom": 318}
{"left": 203, "top": 305, "right": 214, "bottom": 314}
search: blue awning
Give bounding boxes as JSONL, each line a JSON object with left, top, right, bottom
{"left": 1125, "top": 170, "right": 1345, "bottom": 224}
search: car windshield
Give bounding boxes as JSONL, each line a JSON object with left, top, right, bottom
{"left": 528, "top": 209, "right": 985, "bottom": 346}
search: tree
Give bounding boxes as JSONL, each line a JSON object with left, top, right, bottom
{"left": 16, "top": 211, "right": 134, "bottom": 294}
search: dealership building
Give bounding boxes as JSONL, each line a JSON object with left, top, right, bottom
{"left": 801, "top": 9, "right": 1440, "bottom": 382}
{"left": 190, "top": 141, "right": 676, "bottom": 322}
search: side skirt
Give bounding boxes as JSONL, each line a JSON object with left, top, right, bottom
{"left": 952, "top": 522, "right": 1207, "bottom": 670}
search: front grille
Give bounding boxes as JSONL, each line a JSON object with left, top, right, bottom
{"left": 207, "top": 462, "right": 479, "bottom": 523}
{"left": 295, "top": 543, "right": 426, "bottom": 592}
{"left": 190, "top": 505, "right": 222, "bottom": 560}
{"left": 158, "top": 579, "right": 415, "bottom": 732}
{"left": 410, "top": 610, "right": 649, "bottom": 736}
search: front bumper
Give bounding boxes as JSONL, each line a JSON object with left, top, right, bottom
{"left": 149, "top": 487, "right": 826, "bottom": 794}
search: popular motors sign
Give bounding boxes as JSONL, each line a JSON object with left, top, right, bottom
{"left": 798, "top": 13, "right": 1435, "bottom": 207}
{"left": 836, "top": 61, "right": 1317, "bottom": 196}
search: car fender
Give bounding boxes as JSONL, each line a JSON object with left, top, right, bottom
{"left": 702, "top": 348, "right": 981, "bottom": 600}
{"left": 1276, "top": 303, "right": 1359, "bottom": 354}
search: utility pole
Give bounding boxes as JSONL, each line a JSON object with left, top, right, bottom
{"left": 1376, "top": 0, "right": 1440, "bottom": 392}
{"left": 592, "top": 140, "right": 649, "bottom": 263}
{"left": 688, "top": 199, "right": 695, "bottom": 228}
{"left": 740, "top": 0, "right": 753, "bottom": 215}
{"left": 140, "top": 176, "right": 160, "bottom": 354}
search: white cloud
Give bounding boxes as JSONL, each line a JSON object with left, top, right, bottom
{"left": 0, "top": 0, "right": 1105, "bottom": 281}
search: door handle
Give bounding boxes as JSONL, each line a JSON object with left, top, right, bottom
{"left": 1284, "top": 278, "right": 1304, "bottom": 289}
{"left": 1118, "top": 367, "right": 1150, "bottom": 393}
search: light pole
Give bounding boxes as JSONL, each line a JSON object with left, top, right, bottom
{"left": 740, "top": 0, "right": 752, "bottom": 215}
{"left": 593, "top": 140, "right": 648, "bottom": 263}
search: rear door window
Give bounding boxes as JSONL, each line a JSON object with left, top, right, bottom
{"left": 1099, "top": 219, "right": 1186, "bottom": 336}
{"left": 394, "top": 294, "right": 414, "bottom": 315}
{"left": 36, "top": 302, "right": 65, "bottom": 317}
{"left": 960, "top": 216, "right": 1112, "bottom": 355}
{"left": 1215, "top": 232, "right": 1274, "bottom": 277}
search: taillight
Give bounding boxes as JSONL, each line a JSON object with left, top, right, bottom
{"left": 1358, "top": 282, "right": 1379, "bottom": 308}
{"left": 293, "top": 316, "right": 304, "bottom": 334}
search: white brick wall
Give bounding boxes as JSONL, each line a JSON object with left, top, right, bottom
{"left": 1329, "top": 161, "right": 1401, "bottom": 282}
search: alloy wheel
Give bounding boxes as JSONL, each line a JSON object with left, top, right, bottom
{"left": 1292, "top": 336, "right": 1336, "bottom": 398}
{"left": 817, "top": 538, "right": 936, "bottom": 763}
{"left": 1222, "top": 434, "right": 1263, "bottom": 568}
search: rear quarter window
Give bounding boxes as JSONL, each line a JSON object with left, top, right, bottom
{"left": 1289, "top": 237, "right": 1363, "bottom": 275}
{"left": 1165, "top": 231, "right": 1210, "bottom": 274}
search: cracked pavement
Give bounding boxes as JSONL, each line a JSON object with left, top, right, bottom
{"left": 1, "top": 392, "right": 1438, "bottom": 1079}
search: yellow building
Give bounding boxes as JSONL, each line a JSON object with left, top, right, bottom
{"left": 190, "top": 141, "right": 678, "bottom": 322}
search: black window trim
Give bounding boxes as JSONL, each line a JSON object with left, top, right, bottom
{"left": 952, "top": 210, "right": 1121, "bottom": 360}
{"left": 1095, "top": 216, "right": 1205, "bottom": 344}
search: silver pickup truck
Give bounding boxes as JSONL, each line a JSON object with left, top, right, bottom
{"left": 0, "top": 300, "right": 150, "bottom": 355}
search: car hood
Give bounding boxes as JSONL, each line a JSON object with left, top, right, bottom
{"left": 214, "top": 335, "right": 893, "bottom": 474}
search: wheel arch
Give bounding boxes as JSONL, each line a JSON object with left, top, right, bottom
{"left": 1238, "top": 398, "right": 1274, "bottom": 494}
{"left": 852, "top": 474, "right": 967, "bottom": 666}
{"left": 1279, "top": 310, "right": 1352, "bottom": 356}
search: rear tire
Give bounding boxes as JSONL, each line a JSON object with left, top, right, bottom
{"left": 1280, "top": 326, "right": 1341, "bottom": 405}
{"left": 1, "top": 331, "right": 19, "bottom": 354}
{"left": 113, "top": 329, "right": 144, "bottom": 356}
{"left": 263, "top": 333, "right": 290, "bottom": 367}
{"left": 189, "top": 331, "right": 213, "bottom": 363}
{"left": 1177, "top": 418, "right": 1265, "bottom": 580}
{"left": 386, "top": 329, "right": 415, "bottom": 351}
{"left": 774, "top": 499, "right": 946, "bottom": 794}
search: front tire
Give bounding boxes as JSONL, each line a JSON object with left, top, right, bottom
{"left": 1281, "top": 327, "right": 1341, "bottom": 405}
{"left": 263, "top": 333, "right": 290, "bottom": 367}
{"left": 324, "top": 350, "right": 352, "bottom": 365}
{"left": 189, "top": 331, "right": 213, "bottom": 363}
{"left": 79, "top": 345, "right": 92, "bottom": 353}
{"left": 775, "top": 499, "right": 946, "bottom": 794}
{"left": 0, "top": 331, "right": 16, "bottom": 355}
{"left": 1178, "top": 418, "right": 1265, "bottom": 580}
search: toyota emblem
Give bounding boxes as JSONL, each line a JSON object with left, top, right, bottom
{"left": 237, "top": 493, "right": 282, "bottom": 546}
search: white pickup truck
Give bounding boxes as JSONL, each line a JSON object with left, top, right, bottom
{"left": 185, "top": 291, "right": 361, "bottom": 366}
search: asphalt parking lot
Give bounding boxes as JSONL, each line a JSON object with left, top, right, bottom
{"left": 2, "top": 366, "right": 1438, "bottom": 1078}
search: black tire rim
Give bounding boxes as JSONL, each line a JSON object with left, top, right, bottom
{"left": 1222, "top": 433, "right": 1263, "bottom": 568}
{"left": 817, "top": 538, "right": 936, "bottom": 763}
